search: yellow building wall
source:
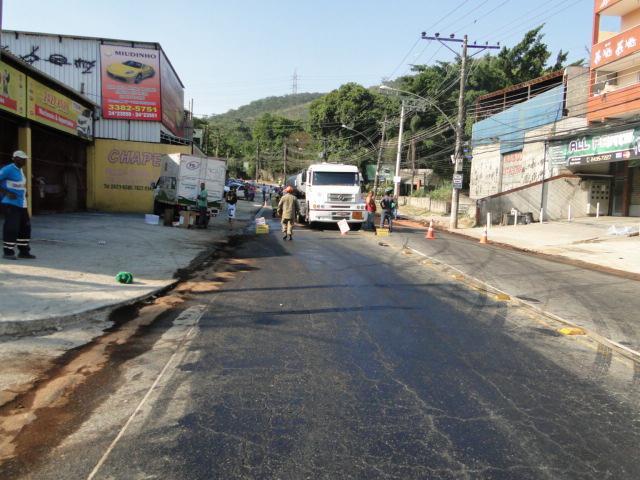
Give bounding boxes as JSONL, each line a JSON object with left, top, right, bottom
{"left": 87, "top": 139, "right": 191, "bottom": 213}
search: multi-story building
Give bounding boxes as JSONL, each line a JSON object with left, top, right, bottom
{"left": 0, "top": 30, "right": 194, "bottom": 214}
{"left": 470, "top": 67, "right": 592, "bottom": 223}
{"left": 584, "top": 0, "right": 640, "bottom": 216}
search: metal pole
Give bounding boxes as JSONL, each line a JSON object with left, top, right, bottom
{"left": 373, "top": 117, "right": 387, "bottom": 195}
{"left": 394, "top": 100, "right": 406, "bottom": 198}
{"left": 449, "top": 35, "right": 468, "bottom": 230}
{"left": 283, "top": 141, "right": 287, "bottom": 179}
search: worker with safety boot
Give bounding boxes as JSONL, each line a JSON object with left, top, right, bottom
{"left": 277, "top": 186, "right": 298, "bottom": 241}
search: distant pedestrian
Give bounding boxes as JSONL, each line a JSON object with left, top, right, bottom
{"left": 262, "top": 185, "right": 267, "bottom": 204}
{"left": 225, "top": 186, "right": 238, "bottom": 226}
{"left": 271, "top": 191, "right": 281, "bottom": 218}
{"left": 365, "top": 191, "right": 376, "bottom": 231}
{"left": 380, "top": 189, "right": 395, "bottom": 232}
{"left": 277, "top": 186, "right": 298, "bottom": 241}
{"left": 1, "top": 151, "right": 35, "bottom": 260}
{"left": 196, "top": 182, "right": 208, "bottom": 229}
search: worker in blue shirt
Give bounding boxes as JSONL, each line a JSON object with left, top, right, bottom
{"left": 0, "top": 150, "right": 35, "bottom": 260}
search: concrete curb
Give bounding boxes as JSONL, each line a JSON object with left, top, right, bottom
{"left": 0, "top": 281, "right": 178, "bottom": 337}
{"left": 396, "top": 215, "right": 640, "bottom": 281}
{"left": 405, "top": 246, "right": 640, "bottom": 364}
{"left": 1, "top": 205, "right": 264, "bottom": 338}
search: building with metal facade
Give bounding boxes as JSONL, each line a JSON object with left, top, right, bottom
{"left": 0, "top": 30, "right": 194, "bottom": 213}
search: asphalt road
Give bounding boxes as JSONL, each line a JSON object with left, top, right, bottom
{"left": 7, "top": 219, "right": 640, "bottom": 479}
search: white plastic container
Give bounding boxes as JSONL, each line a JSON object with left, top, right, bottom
{"left": 144, "top": 214, "right": 160, "bottom": 225}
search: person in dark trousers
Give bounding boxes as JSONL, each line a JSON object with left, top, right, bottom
{"left": 379, "top": 188, "right": 395, "bottom": 232}
{"left": 225, "top": 186, "right": 238, "bottom": 227}
{"left": 196, "top": 182, "right": 208, "bottom": 229}
{"left": 1, "top": 150, "right": 35, "bottom": 260}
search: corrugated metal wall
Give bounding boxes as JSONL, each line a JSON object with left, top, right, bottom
{"left": 0, "top": 31, "right": 163, "bottom": 143}
{"left": 472, "top": 85, "right": 565, "bottom": 153}
{"left": 94, "top": 119, "right": 161, "bottom": 143}
{"left": 1, "top": 31, "right": 101, "bottom": 103}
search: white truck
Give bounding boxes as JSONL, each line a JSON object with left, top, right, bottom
{"left": 287, "top": 163, "right": 366, "bottom": 228}
{"left": 153, "top": 153, "right": 226, "bottom": 215}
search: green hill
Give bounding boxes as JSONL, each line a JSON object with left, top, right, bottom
{"left": 212, "top": 92, "right": 323, "bottom": 122}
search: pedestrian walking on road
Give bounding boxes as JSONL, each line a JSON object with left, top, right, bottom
{"left": 196, "top": 182, "right": 208, "bottom": 229}
{"left": 380, "top": 189, "right": 395, "bottom": 232}
{"left": 271, "top": 191, "right": 281, "bottom": 218}
{"left": 225, "top": 186, "right": 238, "bottom": 227}
{"left": 365, "top": 191, "right": 376, "bottom": 231}
{"left": 277, "top": 186, "right": 298, "bottom": 241}
{"left": 1, "top": 150, "right": 35, "bottom": 260}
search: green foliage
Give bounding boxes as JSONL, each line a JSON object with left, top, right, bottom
{"left": 213, "top": 93, "right": 323, "bottom": 122}
{"left": 194, "top": 25, "right": 572, "bottom": 183}
{"left": 429, "top": 181, "right": 453, "bottom": 201}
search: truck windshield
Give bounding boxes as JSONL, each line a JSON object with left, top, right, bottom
{"left": 312, "top": 172, "right": 358, "bottom": 186}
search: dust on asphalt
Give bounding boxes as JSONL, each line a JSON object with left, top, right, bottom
{"left": 0, "top": 235, "right": 253, "bottom": 477}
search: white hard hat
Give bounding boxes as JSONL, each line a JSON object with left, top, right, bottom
{"left": 13, "top": 150, "right": 28, "bottom": 160}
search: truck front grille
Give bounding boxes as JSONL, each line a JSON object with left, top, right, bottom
{"left": 328, "top": 193, "right": 354, "bottom": 203}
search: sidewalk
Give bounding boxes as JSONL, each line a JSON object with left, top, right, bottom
{"left": 0, "top": 200, "right": 261, "bottom": 335}
{"left": 459, "top": 216, "right": 640, "bottom": 276}
{"left": 398, "top": 203, "right": 640, "bottom": 276}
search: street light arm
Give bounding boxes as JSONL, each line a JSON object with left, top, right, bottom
{"left": 341, "top": 124, "right": 378, "bottom": 151}
{"left": 379, "top": 85, "right": 456, "bottom": 132}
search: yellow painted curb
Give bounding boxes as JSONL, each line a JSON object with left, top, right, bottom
{"left": 495, "top": 293, "right": 511, "bottom": 301}
{"left": 558, "top": 327, "right": 586, "bottom": 336}
{"left": 452, "top": 274, "right": 465, "bottom": 281}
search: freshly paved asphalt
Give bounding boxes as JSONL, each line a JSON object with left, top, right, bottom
{"left": 9, "top": 220, "right": 640, "bottom": 479}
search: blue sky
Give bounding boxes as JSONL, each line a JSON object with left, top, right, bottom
{"left": 2, "top": 0, "right": 594, "bottom": 116}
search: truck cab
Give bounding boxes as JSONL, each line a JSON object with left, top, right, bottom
{"left": 294, "top": 163, "right": 366, "bottom": 226}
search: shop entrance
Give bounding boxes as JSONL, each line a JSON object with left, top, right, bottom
{"left": 31, "top": 125, "right": 87, "bottom": 213}
{"left": 611, "top": 161, "right": 628, "bottom": 216}
{"left": 0, "top": 113, "right": 19, "bottom": 169}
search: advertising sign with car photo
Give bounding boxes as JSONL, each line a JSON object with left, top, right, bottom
{"left": 160, "top": 52, "right": 185, "bottom": 137}
{"left": 27, "top": 78, "right": 93, "bottom": 139}
{"left": 100, "top": 45, "right": 161, "bottom": 121}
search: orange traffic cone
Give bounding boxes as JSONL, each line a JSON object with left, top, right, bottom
{"left": 479, "top": 225, "right": 488, "bottom": 244}
{"left": 425, "top": 220, "right": 436, "bottom": 240}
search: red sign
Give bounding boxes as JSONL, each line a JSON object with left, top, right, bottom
{"left": 591, "top": 25, "right": 640, "bottom": 68}
{"left": 100, "top": 45, "right": 161, "bottom": 121}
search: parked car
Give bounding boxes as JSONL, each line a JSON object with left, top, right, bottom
{"left": 106, "top": 60, "right": 155, "bottom": 84}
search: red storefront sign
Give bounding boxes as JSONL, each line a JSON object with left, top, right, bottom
{"left": 592, "top": 25, "right": 640, "bottom": 68}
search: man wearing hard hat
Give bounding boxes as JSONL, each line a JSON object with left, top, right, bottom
{"left": 0, "top": 151, "right": 36, "bottom": 260}
{"left": 277, "top": 185, "right": 298, "bottom": 241}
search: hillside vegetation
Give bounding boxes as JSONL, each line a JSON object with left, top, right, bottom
{"left": 211, "top": 92, "right": 323, "bottom": 122}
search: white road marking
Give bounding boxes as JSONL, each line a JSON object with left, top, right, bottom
{"left": 86, "top": 305, "right": 206, "bottom": 480}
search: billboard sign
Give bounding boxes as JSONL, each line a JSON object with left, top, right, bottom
{"left": 27, "top": 78, "right": 93, "bottom": 139}
{"left": 592, "top": 25, "right": 640, "bottom": 69}
{"left": 160, "top": 53, "right": 185, "bottom": 137}
{"left": 100, "top": 45, "right": 161, "bottom": 121}
{"left": 551, "top": 128, "right": 640, "bottom": 166}
{"left": 0, "top": 60, "right": 26, "bottom": 117}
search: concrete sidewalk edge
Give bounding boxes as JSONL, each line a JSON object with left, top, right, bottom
{"left": 397, "top": 216, "right": 640, "bottom": 282}
{"left": 405, "top": 246, "right": 640, "bottom": 364}
{"left": 0, "top": 280, "right": 179, "bottom": 337}
{"left": 2, "top": 204, "right": 265, "bottom": 338}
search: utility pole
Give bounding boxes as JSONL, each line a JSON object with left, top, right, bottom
{"left": 421, "top": 32, "right": 499, "bottom": 229}
{"left": 450, "top": 34, "right": 468, "bottom": 230}
{"left": 283, "top": 141, "right": 288, "bottom": 180}
{"left": 393, "top": 100, "right": 406, "bottom": 198}
{"left": 256, "top": 142, "right": 260, "bottom": 181}
{"left": 410, "top": 137, "right": 416, "bottom": 196}
{"left": 292, "top": 69, "right": 298, "bottom": 95}
{"left": 373, "top": 116, "right": 387, "bottom": 195}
